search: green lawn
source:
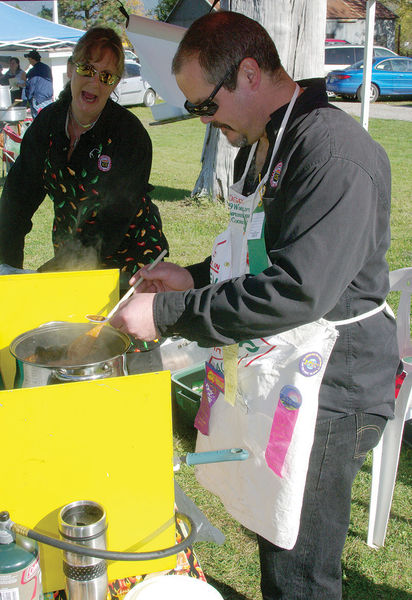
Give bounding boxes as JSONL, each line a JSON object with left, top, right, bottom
{"left": 1, "top": 107, "right": 411, "bottom": 600}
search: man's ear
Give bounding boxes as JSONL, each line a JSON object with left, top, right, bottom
{"left": 237, "top": 57, "right": 261, "bottom": 91}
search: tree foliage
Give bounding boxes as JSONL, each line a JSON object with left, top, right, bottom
{"left": 379, "top": 0, "right": 412, "bottom": 55}
{"left": 149, "top": 0, "right": 177, "bottom": 21}
{"left": 57, "top": 0, "right": 144, "bottom": 36}
{"left": 38, "top": 6, "right": 53, "bottom": 21}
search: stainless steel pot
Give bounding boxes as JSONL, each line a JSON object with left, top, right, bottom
{"left": 0, "top": 105, "right": 27, "bottom": 122}
{"left": 10, "top": 322, "right": 131, "bottom": 388}
{"left": 0, "top": 86, "right": 11, "bottom": 109}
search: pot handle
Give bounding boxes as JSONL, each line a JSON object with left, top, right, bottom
{"left": 53, "top": 364, "right": 113, "bottom": 382}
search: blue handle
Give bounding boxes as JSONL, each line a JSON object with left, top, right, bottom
{"left": 184, "top": 448, "right": 249, "bottom": 466}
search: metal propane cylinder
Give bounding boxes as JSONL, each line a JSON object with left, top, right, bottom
{"left": 0, "top": 512, "right": 43, "bottom": 600}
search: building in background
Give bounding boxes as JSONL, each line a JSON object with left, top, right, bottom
{"left": 326, "top": 0, "right": 397, "bottom": 50}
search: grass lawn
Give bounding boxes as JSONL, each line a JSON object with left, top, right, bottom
{"left": 0, "top": 106, "right": 411, "bottom": 599}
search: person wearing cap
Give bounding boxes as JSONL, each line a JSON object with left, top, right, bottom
{"left": 23, "top": 50, "right": 53, "bottom": 117}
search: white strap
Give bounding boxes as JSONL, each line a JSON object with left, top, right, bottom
{"left": 331, "top": 302, "right": 390, "bottom": 326}
{"left": 259, "top": 83, "right": 300, "bottom": 190}
{"left": 241, "top": 141, "right": 258, "bottom": 181}
{"left": 239, "top": 83, "right": 300, "bottom": 195}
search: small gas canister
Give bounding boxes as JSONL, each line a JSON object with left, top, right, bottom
{"left": 0, "top": 512, "right": 43, "bottom": 600}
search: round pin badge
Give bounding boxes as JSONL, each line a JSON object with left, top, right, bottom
{"left": 270, "top": 161, "right": 283, "bottom": 188}
{"left": 98, "top": 154, "right": 112, "bottom": 172}
{"left": 299, "top": 352, "right": 323, "bottom": 377}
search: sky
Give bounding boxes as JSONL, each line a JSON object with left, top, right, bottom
{"left": 4, "top": 0, "right": 158, "bottom": 17}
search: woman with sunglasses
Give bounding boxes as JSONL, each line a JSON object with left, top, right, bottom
{"left": 0, "top": 26, "right": 168, "bottom": 288}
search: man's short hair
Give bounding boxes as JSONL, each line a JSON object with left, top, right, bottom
{"left": 172, "top": 11, "right": 281, "bottom": 90}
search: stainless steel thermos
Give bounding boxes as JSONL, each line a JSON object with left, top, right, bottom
{"left": 58, "top": 501, "right": 108, "bottom": 600}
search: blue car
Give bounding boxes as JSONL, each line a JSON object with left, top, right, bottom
{"left": 326, "top": 56, "right": 412, "bottom": 102}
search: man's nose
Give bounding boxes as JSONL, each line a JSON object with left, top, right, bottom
{"left": 200, "top": 115, "right": 214, "bottom": 125}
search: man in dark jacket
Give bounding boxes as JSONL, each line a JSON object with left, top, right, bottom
{"left": 110, "top": 12, "right": 399, "bottom": 600}
{"left": 23, "top": 50, "right": 53, "bottom": 117}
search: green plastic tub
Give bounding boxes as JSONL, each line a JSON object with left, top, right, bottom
{"left": 171, "top": 362, "right": 205, "bottom": 424}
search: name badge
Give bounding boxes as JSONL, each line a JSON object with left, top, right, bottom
{"left": 248, "top": 211, "right": 265, "bottom": 241}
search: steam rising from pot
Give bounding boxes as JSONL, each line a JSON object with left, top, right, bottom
{"left": 37, "top": 239, "right": 101, "bottom": 272}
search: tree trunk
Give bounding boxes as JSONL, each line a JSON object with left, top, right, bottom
{"left": 193, "top": 125, "right": 236, "bottom": 201}
{"left": 192, "top": 0, "right": 327, "bottom": 201}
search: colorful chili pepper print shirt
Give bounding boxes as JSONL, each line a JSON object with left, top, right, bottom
{"left": 0, "top": 96, "right": 168, "bottom": 274}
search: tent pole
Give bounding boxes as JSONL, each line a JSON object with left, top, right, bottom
{"left": 361, "top": 0, "right": 376, "bottom": 131}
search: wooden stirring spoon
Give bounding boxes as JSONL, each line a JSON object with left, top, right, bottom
{"left": 67, "top": 249, "right": 167, "bottom": 362}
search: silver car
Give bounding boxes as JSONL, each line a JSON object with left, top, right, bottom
{"left": 113, "top": 61, "right": 156, "bottom": 107}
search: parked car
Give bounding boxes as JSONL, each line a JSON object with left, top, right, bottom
{"left": 113, "top": 61, "right": 156, "bottom": 107}
{"left": 325, "top": 39, "right": 349, "bottom": 45}
{"left": 124, "top": 50, "right": 139, "bottom": 62}
{"left": 326, "top": 56, "right": 412, "bottom": 102}
{"left": 324, "top": 44, "right": 397, "bottom": 76}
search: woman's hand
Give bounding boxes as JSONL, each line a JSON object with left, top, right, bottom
{"left": 129, "top": 262, "right": 194, "bottom": 293}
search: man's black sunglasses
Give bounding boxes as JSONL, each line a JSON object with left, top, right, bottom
{"left": 184, "top": 63, "right": 239, "bottom": 117}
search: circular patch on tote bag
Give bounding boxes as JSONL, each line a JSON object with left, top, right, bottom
{"left": 279, "top": 385, "right": 302, "bottom": 410}
{"left": 299, "top": 352, "right": 323, "bottom": 377}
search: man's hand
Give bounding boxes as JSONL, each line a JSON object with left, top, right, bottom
{"left": 110, "top": 293, "right": 158, "bottom": 341}
{"left": 110, "top": 262, "right": 194, "bottom": 340}
{"left": 129, "top": 262, "right": 194, "bottom": 293}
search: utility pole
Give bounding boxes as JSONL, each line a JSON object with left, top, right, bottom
{"left": 53, "top": 0, "right": 59, "bottom": 23}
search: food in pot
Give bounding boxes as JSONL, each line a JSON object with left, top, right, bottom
{"left": 25, "top": 334, "right": 118, "bottom": 366}
{"left": 26, "top": 344, "right": 77, "bottom": 366}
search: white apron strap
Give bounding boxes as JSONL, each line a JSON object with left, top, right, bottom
{"left": 330, "top": 302, "right": 390, "bottom": 326}
{"left": 258, "top": 83, "right": 301, "bottom": 193}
